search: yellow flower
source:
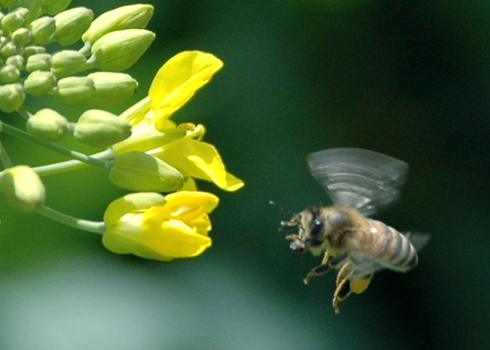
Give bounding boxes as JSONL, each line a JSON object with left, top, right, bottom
{"left": 112, "top": 50, "right": 244, "bottom": 192}
{"left": 102, "top": 191, "right": 218, "bottom": 261}
{"left": 148, "top": 50, "right": 223, "bottom": 130}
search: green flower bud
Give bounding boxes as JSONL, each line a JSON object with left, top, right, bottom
{"left": 13, "top": 0, "right": 43, "bottom": 22}
{"left": 0, "top": 42, "right": 21, "bottom": 58}
{"left": 43, "top": 0, "right": 71, "bottom": 15}
{"left": 6, "top": 54, "right": 24, "bottom": 69}
{"left": 11, "top": 27, "right": 31, "bottom": 46}
{"left": 51, "top": 50, "right": 86, "bottom": 77}
{"left": 26, "top": 52, "right": 52, "bottom": 72}
{"left": 86, "top": 72, "right": 137, "bottom": 108}
{"left": 74, "top": 109, "right": 131, "bottom": 147}
{"left": 23, "top": 45, "right": 46, "bottom": 58}
{"left": 26, "top": 108, "right": 69, "bottom": 141}
{"left": 54, "top": 7, "right": 94, "bottom": 46}
{"left": 29, "top": 15, "right": 56, "bottom": 45}
{"left": 0, "top": 65, "right": 20, "bottom": 83}
{"left": 82, "top": 4, "right": 154, "bottom": 44}
{"left": 55, "top": 76, "right": 94, "bottom": 105}
{"left": 91, "top": 29, "right": 155, "bottom": 71}
{"left": 0, "top": 83, "right": 24, "bottom": 112}
{"left": 112, "top": 127, "right": 186, "bottom": 155}
{"left": 1, "top": 8, "right": 28, "bottom": 32}
{"left": 0, "top": 165, "right": 45, "bottom": 212}
{"left": 109, "top": 151, "right": 185, "bottom": 192}
{"left": 24, "top": 70, "right": 56, "bottom": 96}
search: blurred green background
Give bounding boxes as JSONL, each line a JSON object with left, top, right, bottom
{"left": 1, "top": 0, "right": 489, "bottom": 349}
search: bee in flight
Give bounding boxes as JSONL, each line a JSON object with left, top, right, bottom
{"left": 275, "top": 148, "right": 429, "bottom": 313}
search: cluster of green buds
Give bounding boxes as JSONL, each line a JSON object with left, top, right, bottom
{"left": 0, "top": 1, "right": 244, "bottom": 262}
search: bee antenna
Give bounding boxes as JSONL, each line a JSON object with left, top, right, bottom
{"left": 269, "top": 201, "right": 295, "bottom": 215}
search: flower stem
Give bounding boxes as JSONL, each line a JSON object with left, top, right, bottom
{"left": 0, "top": 140, "right": 13, "bottom": 168}
{"left": 37, "top": 205, "right": 106, "bottom": 235}
{"left": 33, "top": 149, "right": 114, "bottom": 176}
{"left": 1, "top": 123, "right": 108, "bottom": 169}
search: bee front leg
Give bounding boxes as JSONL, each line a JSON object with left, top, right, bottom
{"left": 303, "top": 252, "right": 330, "bottom": 284}
{"left": 333, "top": 262, "right": 354, "bottom": 314}
{"left": 303, "top": 253, "right": 347, "bottom": 285}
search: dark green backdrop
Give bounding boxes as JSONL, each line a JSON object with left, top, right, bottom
{"left": 0, "top": 1, "right": 488, "bottom": 349}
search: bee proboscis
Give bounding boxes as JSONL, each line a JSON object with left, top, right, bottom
{"left": 277, "top": 148, "right": 429, "bottom": 313}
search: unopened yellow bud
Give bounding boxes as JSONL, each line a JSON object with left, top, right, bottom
{"left": 0, "top": 83, "right": 24, "bottom": 112}
{"left": 29, "top": 15, "right": 56, "bottom": 45}
{"left": 109, "top": 151, "right": 185, "bottom": 192}
{"left": 55, "top": 76, "right": 94, "bottom": 105}
{"left": 26, "top": 108, "right": 69, "bottom": 141}
{"left": 51, "top": 50, "right": 86, "bottom": 77}
{"left": 0, "top": 65, "right": 20, "bottom": 83}
{"left": 54, "top": 7, "right": 93, "bottom": 46}
{"left": 86, "top": 72, "right": 138, "bottom": 108}
{"left": 0, "top": 165, "right": 45, "bottom": 212}
{"left": 91, "top": 29, "right": 155, "bottom": 71}
{"left": 82, "top": 4, "right": 154, "bottom": 44}
{"left": 26, "top": 52, "right": 52, "bottom": 72}
{"left": 24, "top": 70, "right": 56, "bottom": 96}
{"left": 74, "top": 109, "right": 131, "bottom": 147}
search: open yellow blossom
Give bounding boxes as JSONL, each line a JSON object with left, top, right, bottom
{"left": 103, "top": 191, "right": 218, "bottom": 261}
{"left": 112, "top": 50, "right": 244, "bottom": 192}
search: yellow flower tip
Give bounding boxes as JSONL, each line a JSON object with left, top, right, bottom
{"left": 148, "top": 51, "right": 223, "bottom": 129}
{"left": 154, "top": 138, "right": 244, "bottom": 192}
{"left": 102, "top": 191, "right": 217, "bottom": 261}
{"left": 222, "top": 172, "right": 245, "bottom": 192}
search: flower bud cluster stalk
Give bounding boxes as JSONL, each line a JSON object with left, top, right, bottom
{"left": 0, "top": 2, "right": 245, "bottom": 263}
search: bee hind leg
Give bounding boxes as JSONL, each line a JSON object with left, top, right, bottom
{"left": 333, "top": 262, "right": 354, "bottom": 314}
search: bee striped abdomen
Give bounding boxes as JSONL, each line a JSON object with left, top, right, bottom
{"left": 366, "top": 220, "right": 418, "bottom": 272}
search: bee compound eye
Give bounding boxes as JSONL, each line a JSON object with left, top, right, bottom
{"left": 310, "top": 217, "right": 324, "bottom": 236}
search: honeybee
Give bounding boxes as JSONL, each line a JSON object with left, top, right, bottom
{"left": 277, "top": 148, "right": 429, "bottom": 313}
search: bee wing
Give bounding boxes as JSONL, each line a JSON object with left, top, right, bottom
{"left": 307, "top": 148, "right": 409, "bottom": 216}
{"left": 405, "top": 232, "right": 431, "bottom": 252}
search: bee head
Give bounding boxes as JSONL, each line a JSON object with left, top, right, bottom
{"left": 284, "top": 207, "right": 329, "bottom": 254}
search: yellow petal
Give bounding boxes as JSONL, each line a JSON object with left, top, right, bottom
{"left": 223, "top": 172, "right": 245, "bottom": 192}
{"left": 149, "top": 191, "right": 219, "bottom": 222}
{"left": 148, "top": 51, "right": 223, "bottom": 130}
{"left": 144, "top": 218, "right": 212, "bottom": 259}
{"left": 156, "top": 138, "right": 227, "bottom": 188}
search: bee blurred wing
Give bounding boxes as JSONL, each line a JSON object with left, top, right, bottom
{"left": 307, "top": 148, "right": 409, "bottom": 216}
{"left": 405, "top": 232, "right": 431, "bottom": 252}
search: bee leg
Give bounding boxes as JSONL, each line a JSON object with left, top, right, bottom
{"left": 303, "top": 252, "right": 330, "bottom": 284}
{"left": 333, "top": 263, "right": 354, "bottom": 314}
{"left": 303, "top": 253, "right": 348, "bottom": 284}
